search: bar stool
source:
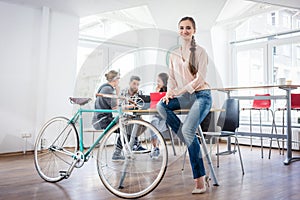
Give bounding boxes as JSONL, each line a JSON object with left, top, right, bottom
{"left": 273, "top": 93, "right": 300, "bottom": 155}
{"left": 241, "top": 94, "right": 280, "bottom": 158}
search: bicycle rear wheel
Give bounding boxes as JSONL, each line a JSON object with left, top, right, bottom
{"left": 97, "top": 119, "right": 168, "bottom": 199}
{"left": 34, "top": 117, "right": 79, "bottom": 182}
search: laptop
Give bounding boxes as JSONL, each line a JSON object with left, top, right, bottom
{"left": 137, "top": 94, "right": 151, "bottom": 110}
{"left": 150, "top": 92, "right": 166, "bottom": 109}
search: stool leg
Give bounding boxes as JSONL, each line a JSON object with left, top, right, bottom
{"left": 282, "top": 110, "right": 285, "bottom": 155}
{"left": 217, "top": 136, "right": 220, "bottom": 168}
{"left": 259, "top": 110, "right": 263, "bottom": 158}
{"left": 250, "top": 109, "right": 253, "bottom": 151}
{"left": 209, "top": 136, "right": 214, "bottom": 158}
{"left": 182, "top": 148, "right": 187, "bottom": 171}
{"left": 168, "top": 125, "right": 177, "bottom": 156}
{"left": 268, "top": 110, "right": 281, "bottom": 159}
{"left": 273, "top": 111, "right": 281, "bottom": 155}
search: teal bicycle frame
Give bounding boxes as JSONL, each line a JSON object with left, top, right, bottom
{"left": 68, "top": 105, "right": 123, "bottom": 159}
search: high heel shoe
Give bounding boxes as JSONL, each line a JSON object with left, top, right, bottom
{"left": 205, "top": 175, "right": 211, "bottom": 188}
{"left": 192, "top": 175, "right": 210, "bottom": 194}
{"left": 192, "top": 186, "right": 206, "bottom": 194}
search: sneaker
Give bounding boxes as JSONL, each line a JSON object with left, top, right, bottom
{"left": 150, "top": 147, "right": 160, "bottom": 159}
{"left": 112, "top": 150, "right": 125, "bottom": 161}
{"left": 132, "top": 144, "right": 150, "bottom": 153}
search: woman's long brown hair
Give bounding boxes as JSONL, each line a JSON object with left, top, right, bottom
{"left": 179, "top": 17, "right": 197, "bottom": 76}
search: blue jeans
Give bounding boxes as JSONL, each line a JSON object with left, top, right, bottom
{"left": 157, "top": 90, "right": 212, "bottom": 179}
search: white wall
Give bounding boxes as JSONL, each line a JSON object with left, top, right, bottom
{"left": 211, "top": 26, "right": 230, "bottom": 87}
{"left": 195, "top": 30, "right": 225, "bottom": 108}
{"left": 210, "top": 25, "right": 231, "bottom": 107}
{"left": 0, "top": 1, "right": 79, "bottom": 153}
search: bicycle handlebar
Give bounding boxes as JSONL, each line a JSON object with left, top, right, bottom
{"left": 95, "top": 93, "right": 138, "bottom": 107}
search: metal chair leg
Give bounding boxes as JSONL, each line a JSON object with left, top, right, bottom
{"left": 181, "top": 148, "right": 187, "bottom": 171}
{"left": 234, "top": 136, "right": 245, "bottom": 175}
{"left": 167, "top": 125, "right": 177, "bottom": 156}
{"left": 259, "top": 111, "right": 263, "bottom": 158}
{"left": 250, "top": 109, "right": 253, "bottom": 151}
{"left": 217, "top": 136, "right": 220, "bottom": 168}
{"left": 268, "top": 110, "right": 281, "bottom": 159}
{"left": 282, "top": 110, "right": 285, "bottom": 155}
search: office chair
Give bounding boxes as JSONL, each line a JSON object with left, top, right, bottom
{"left": 206, "top": 98, "right": 245, "bottom": 175}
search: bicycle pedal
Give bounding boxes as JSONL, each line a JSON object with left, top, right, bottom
{"left": 59, "top": 171, "right": 69, "bottom": 178}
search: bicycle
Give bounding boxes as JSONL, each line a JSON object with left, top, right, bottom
{"left": 34, "top": 94, "right": 168, "bottom": 199}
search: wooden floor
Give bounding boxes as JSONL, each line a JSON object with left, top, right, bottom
{"left": 1, "top": 144, "right": 300, "bottom": 200}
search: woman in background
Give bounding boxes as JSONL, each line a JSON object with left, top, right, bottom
{"left": 150, "top": 72, "right": 169, "bottom": 158}
{"left": 92, "top": 70, "right": 120, "bottom": 130}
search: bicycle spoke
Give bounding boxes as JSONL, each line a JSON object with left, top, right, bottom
{"left": 97, "top": 119, "right": 168, "bottom": 198}
{"left": 34, "top": 117, "right": 78, "bottom": 182}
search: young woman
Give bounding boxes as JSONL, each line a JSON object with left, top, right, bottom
{"left": 92, "top": 70, "right": 120, "bottom": 130}
{"left": 157, "top": 17, "right": 212, "bottom": 194}
{"left": 150, "top": 72, "right": 169, "bottom": 158}
{"left": 155, "top": 72, "right": 168, "bottom": 92}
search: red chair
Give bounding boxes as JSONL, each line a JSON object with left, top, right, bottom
{"left": 241, "top": 94, "right": 280, "bottom": 158}
{"left": 274, "top": 93, "right": 300, "bottom": 155}
{"left": 291, "top": 94, "right": 300, "bottom": 110}
{"left": 253, "top": 94, "right": 271, "bottom": 109}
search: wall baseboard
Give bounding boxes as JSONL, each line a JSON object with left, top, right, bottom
{"left": 0, "top": 150, "right": 34, "bottom": 157}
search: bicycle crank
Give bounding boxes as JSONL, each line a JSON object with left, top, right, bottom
{"left": 74, "top": 151, "right": 85, "bottom": 168}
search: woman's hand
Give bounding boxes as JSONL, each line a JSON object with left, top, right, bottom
{"left": 155, "top": 85, "right": 161, "bottom": 92}
{"left": 162, "top": 90, "right": 175, "bottom": 105}
{"left": 115, "top": 85, "right": 120, "bottom": 95}
{"left": 161, "top": 88, "right": 186, "bottom": 104}
{"left": 125, "top": 104, "right": 136, "bottom": 109}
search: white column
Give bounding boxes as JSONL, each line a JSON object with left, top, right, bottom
{"left": 34, "top": 6, "right": 50, "bottom": 138}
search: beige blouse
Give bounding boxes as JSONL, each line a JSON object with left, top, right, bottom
{"left": 168, "top": 45, "right": 209, "bottom": 94}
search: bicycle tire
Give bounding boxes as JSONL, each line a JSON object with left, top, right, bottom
{"left": 34, "top": 116, "right": 79, "bottom": 182}
{"left": 97, "top": 119, "right": 168, "bottom": 199}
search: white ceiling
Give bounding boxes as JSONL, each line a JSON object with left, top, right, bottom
{"left": 0, "top": 0, "right": 227, "bottom": 30}
{"left": 1, "top": 0, "right": 147, "bottom": 17}
{"left": 0, "top": 0, "right": 298, "bottom": 30}
{"left": 249, "top": 0, "right": 300, "bottom": 9}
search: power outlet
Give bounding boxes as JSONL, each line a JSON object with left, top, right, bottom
{"left": 21, "top": 133, "right": 32, "bottom": 138}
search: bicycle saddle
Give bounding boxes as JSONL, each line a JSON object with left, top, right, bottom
{"left": 69, "top": 97, "right": 92, "bottom": 106}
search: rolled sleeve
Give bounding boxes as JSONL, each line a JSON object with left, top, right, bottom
{"left": 185, "top": 83, "right": 195, "bottom": 94}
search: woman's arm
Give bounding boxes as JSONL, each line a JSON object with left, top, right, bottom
{"left": 163, "top": 53, "right": 179, "bottom": 104}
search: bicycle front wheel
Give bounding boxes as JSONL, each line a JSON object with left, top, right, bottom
{"left": 97, "top": 119, "right": 168, "bottom": 199}
{"left": 34, "top": 117, "right": 79, "bottom": 182}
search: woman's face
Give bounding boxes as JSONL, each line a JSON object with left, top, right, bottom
{"left": 178, "top": 20, "right": 195, "bottom": 41}
{"left": 157, "top": 77, "right": 164, "bottom": 88}
{"left": 112, "top": 78, "right": 120, "bottom": 87}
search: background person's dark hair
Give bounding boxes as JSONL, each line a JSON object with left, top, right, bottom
{"left": 179, "top": 16, "right": 197, "bottom": 76}
{"left": 158, "top": 72, "right": 168, "bottom": 86}
{"left": 158, "top": 72, "right": 168, "bottom": 92}
{"left": 130, "top": 75, "right": 141, "bottom": 82}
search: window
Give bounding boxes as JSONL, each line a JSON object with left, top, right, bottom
{"left": 271, "top": 12, "right": 276, "bottom": 26}
{"left": 273, "top": 46, "right": 276, "bottom": 55}
{"left": 231, "top": 7, "right": 300, "bottom": 124}
{"left": 75, "top": 5, "right": 157, "bottom": 98}
{"left": 297, "top": 19, "right": 300, "bottom": 28}
{"left": 282, "top": 14, "right": 291, "bottom": 28}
